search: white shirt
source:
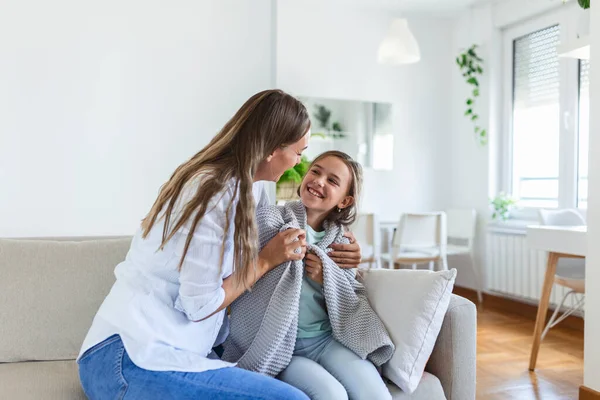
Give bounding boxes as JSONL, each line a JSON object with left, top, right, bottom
{"left": 78, "top": 179, "right": 270, "bottom": 372}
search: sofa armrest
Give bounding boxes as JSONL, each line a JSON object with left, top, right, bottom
{"left": 425, "top": 294, "right": 477, "bottom": 400}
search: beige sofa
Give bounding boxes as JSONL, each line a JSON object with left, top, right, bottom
{"left": 0, "top": 237, "right": 476, "bottom": 399}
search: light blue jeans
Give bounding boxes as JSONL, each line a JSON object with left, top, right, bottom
{"left": 277, "top": 334, "right": 392, "bottom": 400}
{"left": 78, "top": 335, "right": 309, "bottom": 400}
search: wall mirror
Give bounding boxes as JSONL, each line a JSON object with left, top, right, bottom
{"left": 299, "top": 96, "right": 394, "bottom": 170}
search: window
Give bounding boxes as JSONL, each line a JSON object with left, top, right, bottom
{"left": 511, "top": 25, "right": 561, "bottom": 208}
{"left": 503, "top": 10, "right": 588, "bottom": 213}
{"left": 578, "top": 59, "right": 590, "bottom": 208}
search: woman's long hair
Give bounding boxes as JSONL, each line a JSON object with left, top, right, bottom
{"left": 141, "top": 89, "right": 310, "bottom": 288}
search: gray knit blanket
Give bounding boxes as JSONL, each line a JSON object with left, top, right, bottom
{"left": 221, "top": 201, "right": 395, "bottom": 377}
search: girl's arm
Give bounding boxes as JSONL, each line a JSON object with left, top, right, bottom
{"left": 305, "top": 252, "right": 324, "bottom": 284}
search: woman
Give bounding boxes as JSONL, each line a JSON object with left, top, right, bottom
{"left": 77, "top": 89, "right": 361, "bottom": 399}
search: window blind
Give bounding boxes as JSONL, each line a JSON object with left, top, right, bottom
{"left": 580, "top": 59, "right": 590, "bottom": 92}
{"left": 513, "top": 25, "right": 560, "bottom": 108}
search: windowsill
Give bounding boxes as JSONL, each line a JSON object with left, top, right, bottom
{"left": 487, "top": 219, "right": 538, "bottom": 235}
{"left": 488, "top": 206, "right": 588, "bottom": 235}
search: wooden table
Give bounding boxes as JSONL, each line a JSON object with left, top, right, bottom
{"left": 526, "top": 225, "right": 587, "bottom": 371}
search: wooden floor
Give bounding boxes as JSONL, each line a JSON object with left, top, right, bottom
{"left": 476, "top": 305, "right": 583, "bottom": 400}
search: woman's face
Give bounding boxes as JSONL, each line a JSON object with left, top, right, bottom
{"left": 256, "top": 131, "right": 310, "bottom": 182}
{"left": 299, "top": 155, "right": 353, "bottom": 214}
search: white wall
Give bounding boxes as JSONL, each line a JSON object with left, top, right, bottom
{"left": 584, "top": 2, "right": 600, "bottom": 392}
{"left": 446, "top": 1, "right": 576, "bottom": 289}
{"left": 447, "top": 4, "right": 501, "bottom": 289}
{"left": 276, "top": 0, "right": 455, "bottom": 223}
{"left": 0, "top": 0, "right": 275, "bottom": 237}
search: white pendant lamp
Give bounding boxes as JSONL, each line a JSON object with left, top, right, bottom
{"left": 378, "top": 18, "right": 421, "bottom": 65}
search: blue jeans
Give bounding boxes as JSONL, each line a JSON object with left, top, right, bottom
{"left": 277, "top": 334, "right": 391, "bottom": 400}
{"left": 78, "top": 335, "right": 309, "bottom": 400}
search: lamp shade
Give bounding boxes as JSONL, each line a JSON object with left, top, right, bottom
{"left": 378, "top": 18, "right": 421, "bottom": 65}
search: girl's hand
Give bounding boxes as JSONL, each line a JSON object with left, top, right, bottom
{"left": 305, "top": 252, "right": 324, "bottom": 285}
{"left": 329, "top": 231, "right": 362, "bottom": 269}
{"left": 259, "top": 228, "right": 306, "bottom": 273}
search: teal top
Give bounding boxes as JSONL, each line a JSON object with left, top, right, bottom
{"left": 297, "top": 225, "right": 332, "bottom": 339}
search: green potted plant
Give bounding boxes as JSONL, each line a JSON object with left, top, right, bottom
{"left": 276, "top": 156, "right": 311, "bottom": 201}
{"left": 311, "top": 105, "right": 347, "bottom": 139}
{"left": 490, "top": 192, "right": 517, "bottom": 221}
{"left": 313, "top": 104, "right": 332, "bottom": 129}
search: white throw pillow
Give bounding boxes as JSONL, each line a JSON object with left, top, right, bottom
{"left": 362, "top": 268, "right": 457, "bottom": 394}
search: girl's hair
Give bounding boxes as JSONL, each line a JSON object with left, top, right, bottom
{"left": 141, "top": 89, "right": 310, "bottom": 288}
{"left": 300, "top": 150, "right": 363, "bottom": 226}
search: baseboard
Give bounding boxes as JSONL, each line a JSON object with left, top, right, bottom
{"left": 453, "top": 286, "right": 584, "bottom": 332}
{"left": 580, "top": 385, "right": 600, "bottom": 400}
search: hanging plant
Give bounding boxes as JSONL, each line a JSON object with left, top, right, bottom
{"left": 578, "top": 0, "right": 590, "bottom": 8}
{"left": 456, "top": 44, "right": 486, "bottom": 145}
{"left": 564, "top": 0, "right": 590, "bottom": 9}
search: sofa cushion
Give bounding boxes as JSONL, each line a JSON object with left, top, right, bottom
{"left": 362, "top": 268, "right": 457, "bottom": 394}
{"left": 0, "top": 362, "right": 446, "bottom": 400}
{"left": 388, "top": 372, "right": 446, "bottom": 399}
{"left": 0, "top": 238, "right": 131, "bottom": 362}
{"left": 0, "top": 360, "right": 85, "bottom": 399}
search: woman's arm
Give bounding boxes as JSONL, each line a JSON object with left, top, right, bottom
{"left": 329, "top": 231, "right": 362, "bottom": 268}
{"left": 173, "top": 182, "right": 306, "bottom": 322}
{"left": 197, "top": 228, "right": 306, "bottom": 321}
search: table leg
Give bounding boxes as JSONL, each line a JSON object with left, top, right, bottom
{"left": 529, "top": 251, "right": 559, "bottom": 371}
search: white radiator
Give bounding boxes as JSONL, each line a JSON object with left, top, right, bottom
{"left": 486, "top": 229, "right": 572, "bottom": 308}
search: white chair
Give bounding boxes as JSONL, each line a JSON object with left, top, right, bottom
{"left": 445, "top": 209, "right": 483, "bottom": 303}
{"left": 381, "top": 212, "right": 448, "bottom": 271}
{"left": 353, "top": 213, "right": 380, "bottom": 269}
{"left": 538, "top": 209, "right": 586, "bottom": 339}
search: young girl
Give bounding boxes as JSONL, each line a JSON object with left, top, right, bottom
{"left": 223, "top": 151, "right": 394, "bottom": 400}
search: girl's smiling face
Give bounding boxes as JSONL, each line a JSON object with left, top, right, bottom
{"left": 299, "top": 155, "right": 354, "bottom": 214}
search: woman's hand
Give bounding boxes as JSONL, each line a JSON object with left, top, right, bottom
{"left": 305, "top": 252, "right": 324, "bottom": 285}
{"left": 329, "top": 231, "right": 362, "bottom": 269}
{"left": 258, "top": 228, "right": 307, "bottom": 274}
{"left": 203, "top": 229, "right": 305, "bottom": 323}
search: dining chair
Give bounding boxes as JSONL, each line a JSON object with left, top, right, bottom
{"left": 537, "top": 209, "right": 586, "bottom": 340}
{"left": 352, "top": 213, "right": 380, "bottom": 269}
{"left": 445, "top": 209, "right": 483, "bottom": 303}
{"left": 381, "top": 212, "right": 448, "bottom": 271}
